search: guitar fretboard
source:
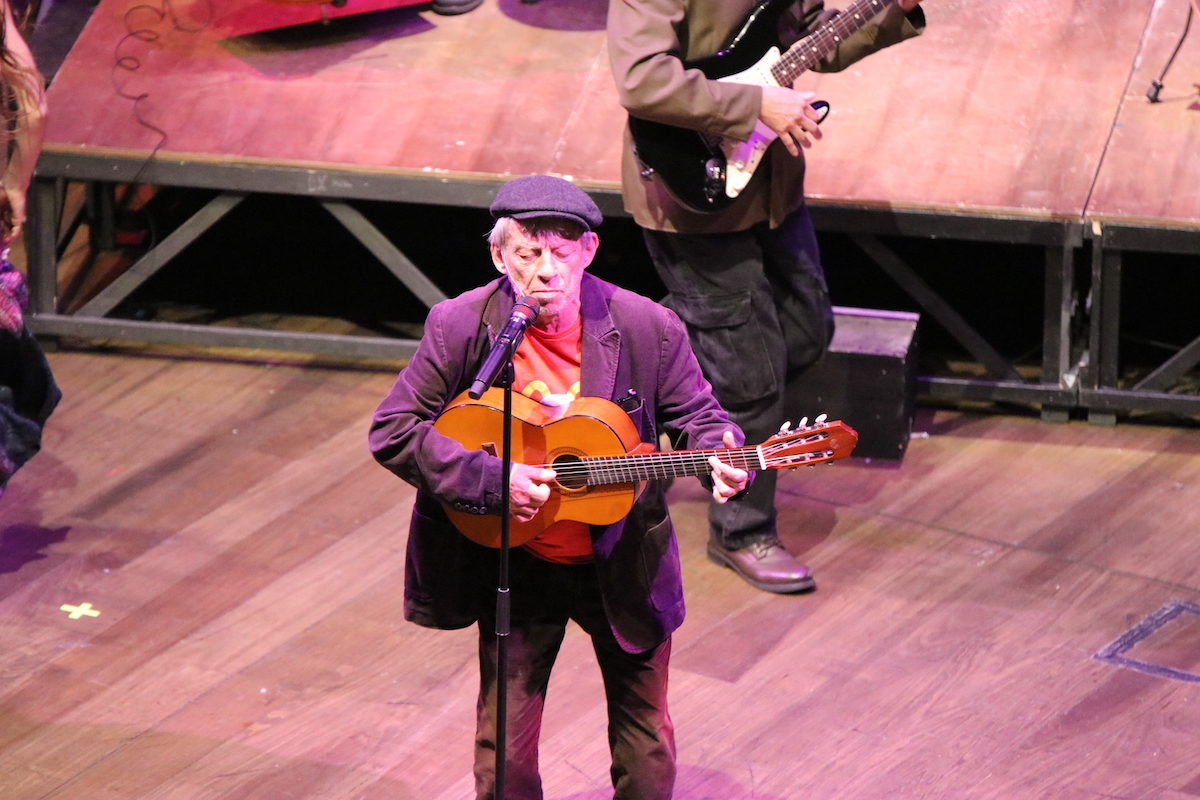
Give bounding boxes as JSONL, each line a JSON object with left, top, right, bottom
{"left": 771, "top": 0, "right": 898, "bottom": 87}
{"left": 536, "top": 447, "right": 760, "bottom": 486}
{"left": 536, "top": 428, "right": 841, "bottom": 486}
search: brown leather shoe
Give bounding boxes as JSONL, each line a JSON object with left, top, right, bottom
{"left": 706, "top": 539, "right": 816, "bottom": 594}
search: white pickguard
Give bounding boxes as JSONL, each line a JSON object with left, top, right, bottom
{"left": 717, "top": 47, "right": 783, "bottom": 199}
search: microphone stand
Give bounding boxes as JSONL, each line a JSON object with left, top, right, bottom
{"left": 495, "top": 360, "right": 514, "bottom": 800}
{"left": 468, "top": 295, "right": 538, "bottom": 799}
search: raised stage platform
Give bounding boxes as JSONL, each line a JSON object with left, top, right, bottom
{"left": 23, "top": 0, "right": 1200, "bottom": 419}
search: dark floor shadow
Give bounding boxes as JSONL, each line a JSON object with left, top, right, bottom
{"left": 218, "top": 6, "right": 435, "bottom": 77}
{"left": 498, "top": 0, "right": 606, "bottom": 32}
{"left": 0, "top": 452, "right": 77, "bottom": 578}
{"left": 0, "top": 522, "right": 71, "bottom": 574}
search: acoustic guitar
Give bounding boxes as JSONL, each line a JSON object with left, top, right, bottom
{"left": 627, "top": 0, "right": 899, "bottom": 213}
{"left": 433, "top": 388, "right": 858, "bottom": 547}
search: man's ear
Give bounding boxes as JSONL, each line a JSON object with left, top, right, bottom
{"left": 490, "top": 242, "right": 507, "bottom": 274}
{"left": 580, "top": 232, "right": 600, "bottom": 271}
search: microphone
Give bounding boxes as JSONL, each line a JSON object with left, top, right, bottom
{"left": 468, "top": 296, "right": 541, "bottom": 399}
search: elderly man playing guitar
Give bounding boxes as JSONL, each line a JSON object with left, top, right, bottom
{"left": 370, "top": 175, "right": 753, "bottom": 800}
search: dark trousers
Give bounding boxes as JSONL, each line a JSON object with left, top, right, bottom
{"left": 643, "top": 205, "right": 833, "bottom": 549}
{"left": 0, "top": 325, "right": 61, "bottom": 497}
{"left": 474, "top": 548, "right": 676, "bottom": 800}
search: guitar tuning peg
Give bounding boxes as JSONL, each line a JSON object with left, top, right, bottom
{"left": 798, "top": 416, "right": 808, "bottom": 429}
{"left": 815, "top": 414, "right": 827, "bottom": 425}
{"left": 778, "top": 421, "right": 792, "bottom": 434}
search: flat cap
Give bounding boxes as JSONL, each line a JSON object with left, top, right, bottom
{"left": 490, "top": 175, "right": 603, "bottom": 232}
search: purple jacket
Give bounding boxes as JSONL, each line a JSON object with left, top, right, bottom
{"left": 369, "top": 274, "right": 743, "bottom": 653}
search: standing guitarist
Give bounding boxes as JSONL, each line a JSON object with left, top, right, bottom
{"left": 369, "top": 175, "right": 748, "bottom": 800}
{"left": 608, "top": 0, "right": 924, "bottom": 594}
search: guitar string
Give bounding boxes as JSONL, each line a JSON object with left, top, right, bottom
{"left": 534, "top": 448, "right": 761, "bottom": 475}
{"left": 530, "top": 438, "right": 837, "bottom": 483}
{"left": 554, "top": 453, "right": 835, "bottom": 485}
{"left": 774, "top": 0, "right": 890, "bottom": 80}
{"left": 532, "top": 434, "right": 834, "bottom": 471}
{"left": 771, "top": 0, "right": 894, "bottom": 85}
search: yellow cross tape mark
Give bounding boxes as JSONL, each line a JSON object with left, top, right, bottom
{"left": 60, "top": 602, "right": 101, "bottom": 619}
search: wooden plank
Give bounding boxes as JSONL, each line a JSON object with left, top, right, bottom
{"left": 45, "top": 0, "right": 612, "bottom": 179}
{"left": 2, "top": 352, "right": 1200, "bottom": 798}
{"left": 798, "top": 0, "right": 1157, "bottom": 219}
{"left": 1087, "top": 0, "right": 1200, "bottom": 229}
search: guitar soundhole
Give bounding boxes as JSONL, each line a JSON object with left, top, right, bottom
{"left": 552, "top": 453, "right": 588, "bottom": 491}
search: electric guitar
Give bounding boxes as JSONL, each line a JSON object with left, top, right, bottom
{"left": 433, "top": 388, "right": 858, "bottom": 547}
{"left": 627, "top": 0, "right": 899, "bottom": 213}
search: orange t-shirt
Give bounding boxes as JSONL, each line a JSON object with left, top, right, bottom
{"left": 513, "top": 316, "right": 594, "bottom": 564}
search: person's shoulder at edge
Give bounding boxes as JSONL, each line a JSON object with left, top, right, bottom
{"left": 582, "top": 273, "right": 674, "bottom": 323}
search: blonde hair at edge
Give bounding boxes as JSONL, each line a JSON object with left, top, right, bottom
{"left": 0, "top": 2, "right": 43, "bottom": 143}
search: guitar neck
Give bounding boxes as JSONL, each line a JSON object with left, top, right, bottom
{"left": 552, "top": 446, "right": 764, "bottom": 487}
{"left": 771, "top": 0, "right": 898, "bottom": 87}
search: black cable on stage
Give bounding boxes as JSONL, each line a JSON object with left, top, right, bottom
{"left": 111, "top": 0, "right": 214, "bottom": 181}
{"left": 1147, "top": 3, "right": 1194, "bottom": 102}
{"left": 105, "top": 0, "right": 213, "bottom": 254}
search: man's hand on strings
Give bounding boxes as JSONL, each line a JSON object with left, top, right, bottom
{"left": 759, "top": 86, "right": 824, "bottom": 157}
{"left": 759, "top": 0, "right": 920, "bottom": 156}
{"left": 708, "top": 430, "right": 750, "bottom": 504}
{"left": 509, "top": 463, "right": 557, "bottom": 522}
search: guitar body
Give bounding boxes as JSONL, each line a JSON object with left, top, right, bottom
{"left": 627, "top": 0, "right": 792, "bottom": 213}
{"left": 433, "top": 389, "right": 652, "bottom": 548}
{"left": 432, "top": 388, "right": 858, "bottom": 548}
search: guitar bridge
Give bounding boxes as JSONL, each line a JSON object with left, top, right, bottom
{"left": 703, "top": 157, "right": 726, "bottom": 203}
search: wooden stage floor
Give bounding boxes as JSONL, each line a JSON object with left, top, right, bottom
{"left": 2, "top": 351, "right": 1199, "bottom": 799}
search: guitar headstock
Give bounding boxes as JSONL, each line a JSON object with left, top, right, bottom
{"left": 759, "top": 417, "right": 858, "bottom": 469}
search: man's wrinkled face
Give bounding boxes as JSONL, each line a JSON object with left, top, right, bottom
{"left": 491, "top": 220, "right": 599, "bottom": 332}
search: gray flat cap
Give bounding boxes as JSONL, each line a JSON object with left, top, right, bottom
{"left": 489, "top": 175, "right": 603, "bottom": 232}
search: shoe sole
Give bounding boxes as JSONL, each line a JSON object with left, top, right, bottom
{"left": 706, "top": 545, "right": 816, "bottom": 594}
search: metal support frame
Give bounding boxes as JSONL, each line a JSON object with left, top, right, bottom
{"left": 87, "top": 181, "right": 116, "bottom": 252}
{"left": 26, "top": 314, "right": 419, "bottom": 360}
{"left": 1080, "top": 221, "right": 1200, "bottom": 422}
{"left": 848, "top": 233, "right": 1081, "bottom": 414}
{"left": 1138, "top": 337, "right": 1200, "bottom": 392}
{"left": 1039, "top": 241, "right": 1078, "bottom": 422}
{"left": 26, "top": 176, "right": 58, "bottom": 316}
{"left": 76, "top": 191, "right": 246, "bottom": 317}
{"left": 319, "top": 199, "right": 447, "bottom": 309}
{"left": 56, "top": 178, "right": 87, "bottom": 261}
{"left": 851, "top": 233, "right": 1022, "bottom": 382}
{"left": 809, "top": 208, "right": 1085, "bottom": 413}
{"left": 27, "top": 151, "right": 1200, "bottom": 421}
{"left": 22, "top": 165, "right": 455, "bottom": 360}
